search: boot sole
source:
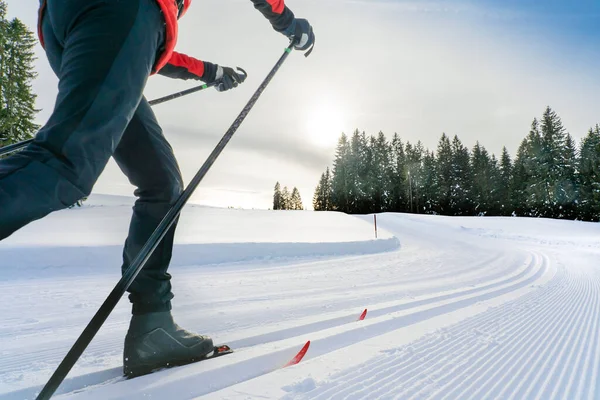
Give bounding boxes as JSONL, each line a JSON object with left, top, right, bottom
{"left": 124, "top": 345, "right": 231, "bottom": 379}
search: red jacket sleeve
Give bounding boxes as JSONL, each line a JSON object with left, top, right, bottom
{"left": 250, "top": 0, "right": 295, "bottom": 33}
{"left": 157, "top": 51, "right": 217, "bottom": 81}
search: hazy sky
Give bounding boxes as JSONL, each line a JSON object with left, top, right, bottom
{"left": 7, "top": 0, "right": 600, "bottom": 209}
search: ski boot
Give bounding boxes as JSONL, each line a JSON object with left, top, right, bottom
{"left": 123, "top": 311, "right": 214, "bottom": 378}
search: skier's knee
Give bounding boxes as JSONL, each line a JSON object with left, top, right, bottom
{"left": 168, "top": 176, "right": 184, "bottom": 204}
{"left": 154, "top": 174, "right": 183, "bottom": 205}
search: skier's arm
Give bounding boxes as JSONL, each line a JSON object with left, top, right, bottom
{"left": 157, "top": 52, "right": 246, "bottom": 92}
{"left": 157, "top": 52, "right": 217, "bottom": 82}
{"left": 249, "top": 0, "right": 295, "bottom": 33}
{"left": 250, "top": 0, "right": 315, "bottom": 52}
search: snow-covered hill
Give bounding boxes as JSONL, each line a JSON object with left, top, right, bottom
{"left": 0, "top": 196, "right": 599, "bottom": 399}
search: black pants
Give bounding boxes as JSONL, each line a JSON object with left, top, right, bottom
{"left": 0, "top": 0, "right": 182, "bottom": 314}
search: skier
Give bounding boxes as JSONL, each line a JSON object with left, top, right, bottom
{"left": 0, "top": 0, "right": 314, "bottom": 377}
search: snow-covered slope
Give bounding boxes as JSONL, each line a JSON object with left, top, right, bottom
{"left": 0, "top": 194, "right": 398, "bottom": 280}
{"left": 1, "top": 200, "right": 599, "bottom": 400}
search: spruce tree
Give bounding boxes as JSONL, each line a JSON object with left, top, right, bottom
{"left": 519, "top": 119, "right": 545, "bottom": 216}
{"left": 348, "top": 130, "right": 370, "bottom": 213}
{"left": 291, "top": 187, "right": 303, "bottom": 210}
{"left": 488, "top": 154, "right": 502, "bottom": 215}
{"left": 436, "top": 134, "right": 453, "bottom": 214}
{"left": 471, "top": 142, "right": 498, "bottom": 215}
{"left": 406, "top": 141, "right": 425, "bottom": 214}
{"left": 558, "top": 133, "right": 578, "bottom": 218}
{"left": 273, "top": 182, "right": 282, "bottom": 210}
{"left": 578, "top": 125, "right": 600, "bottom": 221}
{"left": 389, "top": 133, "right": 407, "bottom": 212}
{"left": 331, "top": 133, "right": 351, "bottom": 212}
{"left": 281, "top": 186, "right": 291, "bottom": 210}
{"left": 0, "top": 7, "right": 39, "bottom": 146}
{"left": 499, "top": 146, "right": 513, "bottom": 215}
{"left": 369, "top": 131, "right": 391, "bottom": 213}
{"left": 539, "top": 107, "right": 576, "bottom": 217}
{"left": 313, "top": 175, "right": 324, "bottom": 211}
{"left": 449, "top": 135, "right": 472, "bottom": 215}
{"left": 420, "top": 150, "right": 439, "bottom": 214}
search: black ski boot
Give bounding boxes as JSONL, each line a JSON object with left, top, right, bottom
{"left": 123, "top": 311, "right": 214, "bottom": 378}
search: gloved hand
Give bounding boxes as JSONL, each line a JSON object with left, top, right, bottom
{"left": 214, "top": 66, "right": 247, "bottom": 92}
{"left": 202, "top": 62, "right": 247, "bottom": 92}
{"left": 282, "top": 18, "right": 315, "bottom": 53}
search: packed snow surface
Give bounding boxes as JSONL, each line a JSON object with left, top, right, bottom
{"left": 0, "top": 194, "right": 599, "bottom": 399}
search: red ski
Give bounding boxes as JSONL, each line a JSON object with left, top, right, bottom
{"left": 358, "top": 309, "right": 368, "bottom": 321}
{"left": 284, "top": 341, "right": 311, "bottom": 367}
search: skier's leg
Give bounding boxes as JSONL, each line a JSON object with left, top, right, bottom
{"left": 112, "top": 98, "right": 183, "bottom": 315}
{"left": 0, "top": 0, "right": 164, "bottom": 240}
{"left": 114, "top": 100, "right": 213, "bottom": 377}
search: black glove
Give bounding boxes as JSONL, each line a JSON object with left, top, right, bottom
{"left": 215, "top": 66, "right": 247, "bottom": 92}
{"left": 202, "top": 62, "right": 247, "bottom": 92}
{"left": 282, "top": 18, "right": 315, "bottom": 54}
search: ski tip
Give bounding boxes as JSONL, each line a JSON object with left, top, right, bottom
{"left": 284, "top": 340, "right": 311, "bottom": 368}
{"left": 358, "top": 309, "right": 367, "bottom": 321}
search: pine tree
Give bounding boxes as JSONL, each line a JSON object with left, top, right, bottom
{"left": 449, "top": 135, "right": 472, "bottom": 215}
{"left": 436, "top": 134, "right": 453, "bottom": 214}
{"left": 313, "top": 180, "right": 322, "bottom": 211}
{"left": 348, "top": 130, "right": 370, "bottom": 213}
{"left": 420, "top": 150, "right": 439, "bottom": 214}
{"left": 471, "top": 142, "right": 498, "bottom": 215}
{"left": 515, "top": 119, "right": 545, "bottom": 216}
{"left": 331, "top": 133, "right": 351, "bottom": 212}
{"left": 389, "top": 133, "right": 407, "bottom": 212}
{"left": 290, "top": 187, "right": 303, "bottom": 210}
{"left": 369, "top": 131, "right": 391, "bottom": 213}
{"left": 499, "top": 146, "right": 513, "bottom": 215}
{"left": 0, "top": 7, "right": 39, "bottom": 146}
{"left": 273, "top": 182, "right": 282, "bottom": 210}
{"left": 578, "top": 125, "right": 600, "bottom": 221}
{"left": 488, "top": 154, "right": 502, "bottom": 215}
{"left": 405, "top": 141, "right": 425, "bottom": 214}
{"left": 558, "top": 133, "right": 578, "bottom": 218}
{"left": 281, "top": 186, "right": 291, "bottom": 210}
{"left": 539, "top": 107, "right": 576, "bottom": 217}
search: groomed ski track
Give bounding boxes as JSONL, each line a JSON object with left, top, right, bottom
{"left": 1, "top": 211, "right": 599, "bottom": 399}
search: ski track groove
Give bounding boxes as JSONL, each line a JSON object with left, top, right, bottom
{"left": 0, "top": 252, "right": 520, "bottom": 372}
{"left": 563, "top": 272, "right": 599, "bottom": 399}
{"left": 392, "top": 265, "right": 564, "bottom": 399}
{"left": 446, "top": 256, "right": 568, "bottom": 398}
{"left": 314, "top": 270, "right": 551, "bottom": 400}
{"left": 539, "top": 269, "right": 597, "bottom": 400}
{"left": 2, "top": 248, "right": 544, "bottom": 400}
{"left": 357, "top": 254, "right": 557, "bottom": 400}
{"left": 300, "top": 249, "right": 600, "bottom": 400}
{"left": 0, "top": 250, "right": 510, "bottom": 342}
{"left": 451, "top": 262, "right": 581, "bottom": 400}
{"left": 434, "top": 256, "right": 571, "bottom": 399}
{"left": 289, "top": 251, "right": 549, "bottom": 400}
{"left": 311, "top": 264, "right": 557, "bottom": 400}
{"left": 498, "top": 264, "right": 588, "bottom": 400}
{"left": 581, "top": 277, "right": 600, "bottom": 399}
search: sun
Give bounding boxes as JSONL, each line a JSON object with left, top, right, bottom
{"left": 305, "top": 100, "right": 345, "bottom": 148}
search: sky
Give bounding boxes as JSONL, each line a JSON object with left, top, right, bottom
{"left": 6, "top": 0, "right": 600, "bottom": 210}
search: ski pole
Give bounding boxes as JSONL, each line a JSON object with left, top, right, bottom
{"left": 0, "top": 77, "right": 230, "bottom": 157}
{"left": 35, "top": 42, "right": 295, "bottom": 400}
{"left": 0, "top": 139, "right": 31, "bottom": 157}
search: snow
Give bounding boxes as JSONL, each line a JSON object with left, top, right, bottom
{"left": 1, "top": 195, "right": 599, "bottom": 399}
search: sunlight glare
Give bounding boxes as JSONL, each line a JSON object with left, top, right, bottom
{"left": 305, "top": 100, "right": 345, "bottom": 148}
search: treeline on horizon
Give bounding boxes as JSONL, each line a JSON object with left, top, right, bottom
{"left": 312, "top": 106, "right": 600, "bottom": 222}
